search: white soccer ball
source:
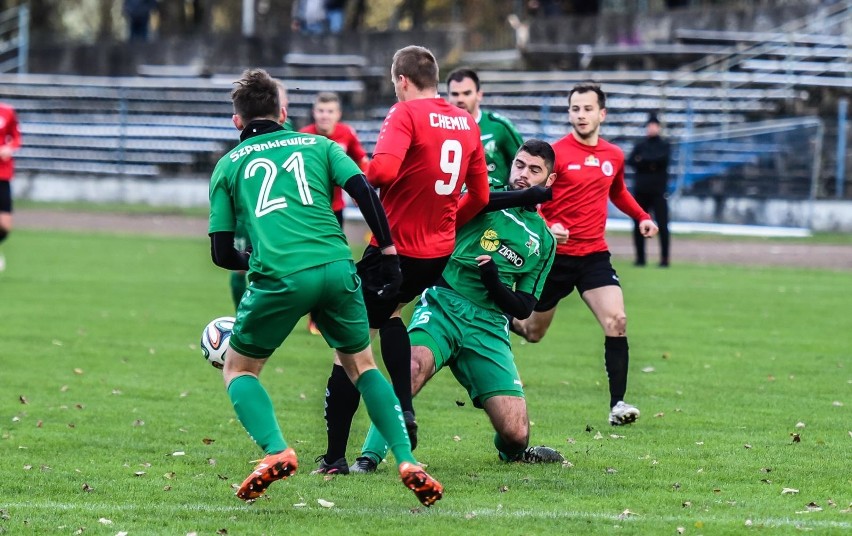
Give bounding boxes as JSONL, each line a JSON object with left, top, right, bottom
{"left": 200, "top": 316, "right": 235, "bottom": 369}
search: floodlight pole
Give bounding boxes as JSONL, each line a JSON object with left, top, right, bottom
{"left": 242, "top": 0, "right": 256, "bottom": 37}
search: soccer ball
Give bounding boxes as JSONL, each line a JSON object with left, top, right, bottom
{"left": 200, "top": 316, "right": 235, "bottom": 369}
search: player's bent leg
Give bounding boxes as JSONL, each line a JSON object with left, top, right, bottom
{"left": 512, "top": 308, "right": 557, "bottom": 343}
{"left": 223, "top": 348, "right": 295, "bottom": 501}
{"left": 483, "top": 395, "right": 530, "bottom": 460}
{"left": 581, "top": 285, "right": 627, "bottom": 337}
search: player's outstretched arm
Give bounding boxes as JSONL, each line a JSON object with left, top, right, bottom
{"left": 209, "top": 232, "right": 250, "bottom": 271}
{"left": 476, "top": 255, "right": 537, "bottom": 319}
{"left": 479, "top": 186, "right": 552, "bottom": 214}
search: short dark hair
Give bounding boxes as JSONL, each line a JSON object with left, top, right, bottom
{"left": 392, "top": 45, "right": 439, "bottom": 91}
{"left": 446, "top": 68, "right": 480, "bottom": 91}
{"left": 518, "top": 138, "right": 556, "bottom": 175}
{"left": 568, "top": 81, "right": 606, "bottom": 109}
{"left": 315, "top": 91, "right": 340, "bottom": 105}
{"left": 231, "top": 68, "right": 280, "bottom": 122}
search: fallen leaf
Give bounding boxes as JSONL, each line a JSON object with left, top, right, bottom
{"left": 455, "top": 400, "right": 465, "bottom": 407}
{"left": 827, "top": 499, "right": 836, "bottom": 508}
{"left": 585, "top": 424, "right": 594, "bottom": 432}
{"left": 566, "top": 437, "right": 575, "bottom": 444}
{"left": 781, "top": 488, "right": 800, "bottom": 495}
{"left": 791, "top": 433, "right": 801, "bottom": 443}
{"left": 617, "top": 509, "right": 637, "bottom": 520}
{"left": 499, "top": 485, "right": 509, "bottom": 492}
{"left": 609, "top": 434, "right": 625, "bottom": 439}
{"left": 36, "top": 420, "right": 43, "bottom": 428}
{"left": 112, "top": 389, "right": 122, "bottom": 395}
{"left": 745, "top": 519, "right": 753, "bottom": 526}
{"left": 683, "top": 501, "right": 692, "bottom": 508}
{"left": 73, "top": 368, "right": 83, "bottom": 375}
{"left": 74, "top": 529, "right": 84, "bottom": 535}
{"left": 760, "top": 479, "right": 772, "bottom": 484}
{"left": 19, "top": 396, "right": 28, "bottom": 404}
{"left": 202, "top": 438, "right": 215, "bottom": 445}
{"left": 465, "top": 512, "right": 476, "bottom": 519}
{"left": 98, "top": 518, "right": 112, "bottom": 525}
{"left": 163, "top": 472, "right": 175, "bottom": 479}
{"left": 117, "top": 532, "right": 129, "bottom": 536}
{"left": 82, "top": 483, "right": 94, "bottom": 492}
{"left": 163, "top": 485, "right": 172, "bottom": 491}
{"left": 795, "top": 422, "right": 805, "bottom": 429}
{"left": 132, "top": 420, "right": 144, "bottom": 427}
{"left": 695, "top": 441, "right": 704, "bottom": 446}
{"left": 761, "top": 467, "right": 772, "bottom": 473}
{"left": 654, "top": 412, "right": 664, "bottom": 418}
{"left": 171, "top": 451, "right": 186, "bottom": 456}
{"left": 713, "top": 488, "right": 722, "bottom": 493}
{"left": 67, "top": 423, "right": 75, "bottom": 428}
{"left": 293, "top": 502, "right": 307, "bottom": 508}
{"left": 806, "top": 502, "right": 822, "bottom": 512}
{"left": 661, "top": 352, "right": 670, "bottom": 360}
{"left": 317, "top": 499, "right": 334, "bottom": 508}
{"left": 299, "top": 393, "right": 306, "bottom": 400}
{"left": 561, "top": 460, "right": 574, "bottom": 468}
{"left": 217, "top": 474, "right": 228, "bottom": 480}
{"left": 672, "top": 482, "right": 681, "bottom": 490}
{"left": 453, "top": 435, "right": 461, "bottom": 442}
{"left": 134, "top": 471, "right": 146, "bottom": 477}
{"left": 60, "top": 385, "right": 69, "bottom": 392}
{"left": 832, "top": 401, "right": 843, "bottom": 407}
{"left": 216, "top": 530, "right": 227, "bottom": 535}
{"left": 676, "top": 527, "right": 685, "bottom": 535}
{"left": 209, "top": 459, "right": 218, "bottom": 466}
{"left": 23, "top": 465, "right": 32, "bottom": 470}
{"left": 593, "top": 431, "right": 603, "bottom": 440}
{"left": 605, "top": 467, "right": 618, "bottom": 474}
{"left": 744, "top": 444, "right": 752, "bottom": 449}
{"left": 641, "top": 367, "right": 655, "bottom": 373}
{"left": 767, "top": 375, "right": 776, "bottom": 381}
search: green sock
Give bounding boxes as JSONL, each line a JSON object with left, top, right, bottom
{"left": 360, "top": 423, "right": 389, "bottom": 465}
{"left": 230, "top": 271, "right": 247, "bottom": 310}
{"left": 495, "top": 432, "right": 525, "bottom": 462}
{"left": 227, "top": 375, "right": 288, "bottom": 455}
{"left": 355, "top": 369, "right": 415, "bottom": 465}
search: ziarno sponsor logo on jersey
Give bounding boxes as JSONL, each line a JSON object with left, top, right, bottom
{"left": 498, "top": 244, "right": 525, "bottom": 267}
{"left": 229, "top": 137, "right": 317, "bottom": 162}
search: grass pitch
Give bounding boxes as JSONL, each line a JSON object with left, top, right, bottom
{"left": 0, "top": 229, "right": 849, "bottom": 535}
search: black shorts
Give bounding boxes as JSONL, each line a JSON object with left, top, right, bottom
{"left": 357, "top": 245, "right": 450, "bottom": 328}
{"left": 0, "top": 181, "right": 11, "bottom": 213}
{"left": 534, "top": 251, "right": 620, "bottom": 312}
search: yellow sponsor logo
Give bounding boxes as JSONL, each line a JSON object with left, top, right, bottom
{"left": 480, "top": 229, "right": 500, "bottom": 252}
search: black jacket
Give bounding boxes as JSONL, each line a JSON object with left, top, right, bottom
{"left": 627, "top": 136, "right": 670, "bottom": 195}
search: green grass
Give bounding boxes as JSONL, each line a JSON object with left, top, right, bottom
{"left": 1, "top": 229, "right": 850, "bottom": 535}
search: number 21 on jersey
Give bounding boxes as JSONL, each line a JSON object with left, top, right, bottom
{"left": 435, "top": 139, "right": 463, "bottom": 195}
{"left": 245, "top": 153, "right": 314, "bottom": 217}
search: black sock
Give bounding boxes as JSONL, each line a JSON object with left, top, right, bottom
{"left": 379, "top": 317, "right": 413, "bottom": 414}
{"left": 604, "top": 336, "right": 629, "bottom": 408}
{"left": 322, "top": 364, "right": 361, "bottom": 461}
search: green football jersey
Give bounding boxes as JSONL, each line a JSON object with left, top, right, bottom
{"left": 234, "top": 121, "right": 295, "bottom": 248}
{"left": 442, "top": 207, "right": 556, "bottom": 312}
{"left": 209, "top": 131, "right": 361, "bottom": 279}
{"left": 478, "top": 110, "right": 524, "bottom": 191}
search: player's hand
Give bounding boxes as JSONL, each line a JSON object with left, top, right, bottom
{"left": 476, "top": 254, "right": 500, "bottom": 285}
{"left": 365, "top": 253, "right": 402, "bottom": 299}
{"left": 0, "top": 145, "right": 12, "bottom": 161}
{"left": 550, "top": 223, "right": 569, "bottom": 244}
{"left": 638, "top": 219, "right": 659, "bottom": 238}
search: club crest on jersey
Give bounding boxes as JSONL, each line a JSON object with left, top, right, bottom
{"left": 525, "top": 236, "right": 541, "bottom": 256}
{"left": 602, "top": 161, "right": 614, "bottom": 176}
{"left": 480, "top": 229, "right": 500, "bottom": 252}
{"left": 584, "top": 155, "right": 600, "bottom": 167}
{"left": 498, "top": 244, "right": 525, "bottom": 267}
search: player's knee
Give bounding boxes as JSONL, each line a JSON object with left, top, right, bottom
{"left": 606, "top": 313, "right": 627, "bottom": 336}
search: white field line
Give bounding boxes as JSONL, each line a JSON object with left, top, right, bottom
{"left": 1, "top": 500, "right": 849, "bottom": 529}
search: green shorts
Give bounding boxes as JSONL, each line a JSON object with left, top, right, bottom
{"left": 408, "top": 286, "right": 523, "bottom": 408}
{"left": 230, "top": 260, "right": 370, "bottom": 358}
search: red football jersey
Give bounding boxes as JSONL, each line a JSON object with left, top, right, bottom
{"left": 368, "top": 98, "right": 489, "bottom": 258}
{"left": 0, "top": 104, "right": 21, "bottom": 181}
{"left": 541, "top": 133, "right": 650, "bottom": 256}
{"left": 300, "top": 122, "right": 369, "bottom": 212}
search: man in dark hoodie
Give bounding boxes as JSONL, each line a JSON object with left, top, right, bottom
{"left": 627, "top": 112, "right": 671, "bottom": 267}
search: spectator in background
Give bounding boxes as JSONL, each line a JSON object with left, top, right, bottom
{"left": 0, "top": 101, "right": 21, "bottom": 272}
{"left": 123, "top": 0, "right": 158, "bottom": 41}
{"left": 325, "top": 0, "right": 348, "bottom": 33}
{"left": 627, "top": 112, "right": 671, "bottom": 267}
{"left": 292, "top": 0, "right": 327, "bottom": 35}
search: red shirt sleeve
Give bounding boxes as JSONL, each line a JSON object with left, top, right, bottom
{"left": 4, "top": 109, "right": 20, "bottom": 148}
{"left": 609, "top": 162, "right": 651, "bottom": 222}
{"left": 367, "top": 153, "right": 403, "bottom": 188}
{"left": 455, "top": 143, "right": 489, "bottom": 228}
{"left": 372, "top": 104, "right": 412, "bottom": 161}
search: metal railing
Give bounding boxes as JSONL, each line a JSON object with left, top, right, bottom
{"left": 0, "top": 4, "right": 28, "bottom": 73}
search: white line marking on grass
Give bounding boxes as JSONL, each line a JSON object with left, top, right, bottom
{"left": 2, "top": 501, "right": 850, "bottom": 529}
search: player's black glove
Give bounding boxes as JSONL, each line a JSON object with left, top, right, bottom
{"left": 365, "top": 253, "right": 402, "bottom": 299}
